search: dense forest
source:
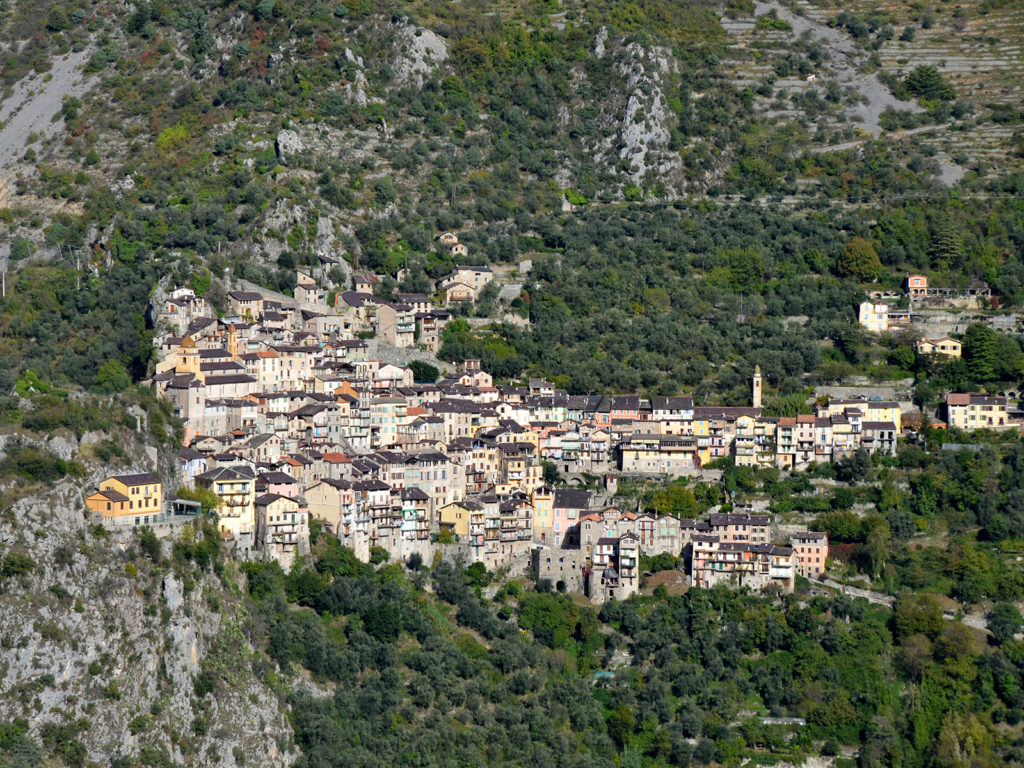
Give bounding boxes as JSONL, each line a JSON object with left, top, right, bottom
{"left": 437, "top": 199, "right": 1024, "bottom": 395}
{"left": 204, "top": 526, "right": 1024, "bottom": 768}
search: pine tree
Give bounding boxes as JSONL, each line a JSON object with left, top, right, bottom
{"left": 963, "top": 323, "right": 998, "bottom": 383}
{"left": 929, "top": 221, "right": 964, "bottom": 270}
{"left": 905, "top": 66, "right": 957, "bottom": 101}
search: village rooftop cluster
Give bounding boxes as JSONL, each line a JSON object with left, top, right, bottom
{"left": 80, "top": 255, "right": 1024, "bottom": 601}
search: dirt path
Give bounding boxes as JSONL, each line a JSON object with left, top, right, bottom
{"left": 810, "top": 125, "right": 948, "bottom": 154}
{"left": 754, "top": 1, "right": 923, "bottom": 135}
{"left": 0, "top": 48, "right": 97, "bottom": 171}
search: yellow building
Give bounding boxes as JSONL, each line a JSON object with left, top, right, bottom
{"left": 858, "top": 301, "right": 889, "bottom": 333}
{"left": 819, "top": 399, "right": 902, "bottom": 433}
{"left": 733, "top": 416, "right": 776, "bottom": 469}
{"left": 530, "top": 486, "right": 554, "bottom": 542}
{"left": 692, "top": 415, "right": 712, "bottom": 466}
{"left": 499, "top": 443, "right": 542, "bottom": 493}
{"left": 195, "top": 466, "right": 256, "bottom": 540}
{"left": 915, "top": 337, "right": 962, "bottom": 359}
{"left": 438, "top": 500, "right": 479, "bottom": 540}
{"left": 255, "top": 493, "right": 307, "bottom": 561}
{"left": 86, "top": 473, "right": 162, "bottom": 524}
{"left": 945, "top": 393, "right": 1013, "bottom": 430}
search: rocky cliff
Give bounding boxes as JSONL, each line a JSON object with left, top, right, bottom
{"left": 0, "top": 432, "right": 295, "bottom": 766}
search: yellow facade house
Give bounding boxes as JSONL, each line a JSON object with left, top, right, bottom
{"left": 858, "top": 301, "right": 889, "bottom": 333}
{"left": 819, "top": 398, "right": 902, "bottom": 433}
{"left": 86, "top": 473, "right": 162, "bottom": 524}
{"left": 945, "top": 393, "right": 1013, "bottom": 430}
{"left": 915, "top": 337, "right": 962, "bottom": 359}
{"left": 255, "top": 493, "right": 307, "bottom": 560}
{"left": 195, "top": 466, "right": 256, "bottom": 541}
{"left": 438, "top": 500, "right": 478, "bottom": 540}
{"left": 530, "top": 486, "right": 554, "bottom": 542}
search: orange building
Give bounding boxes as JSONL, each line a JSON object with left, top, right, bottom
{"left": 86, "top": 473, "right": 163, "bottom": 524}
{"left": 904, "top": 274, "right": 928, "bottom": 296}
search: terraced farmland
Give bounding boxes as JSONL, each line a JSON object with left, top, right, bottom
{"left": 719, "top": 0, "right": 1024, "bottom": 187}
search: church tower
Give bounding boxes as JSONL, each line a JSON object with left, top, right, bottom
{"left": 177, "top": 336, "right": 200, "bottom": 377}
{"left": 226, "top": 324, "right": 239, "bottom": 361}
{"left": 752, "top": 364, "right": 762, "bottom": 409}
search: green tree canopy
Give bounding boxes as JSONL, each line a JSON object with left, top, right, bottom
{"left": 95, "top": 360, "right": 131, "bottom": 393}
{"left": 988, "top": 602, "right": 1022, "bottom": 645}
{"left": 836, "top": 237, "right": 882, "bottom": 282}
{"left": 893, "top": 591, "right": 943, "bottom": 641}
{"left": 409, "top": 360, "right": 440, "bottom": 383}
{"left": 963, "top": 324, "right": 999, "bottom": 383}
{"left": 650, "top": 484, "right": 700, "bottom": 517}
{"left": 725, "top": 247, "right": 765, "bottom": 294}
{"left": 905, "top": 66, "right": 957, "bottom": 101}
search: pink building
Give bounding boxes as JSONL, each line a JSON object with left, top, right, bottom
{"left": 904, "top": 274, "right": 928, "bottom": 297}
{"left": 551, "top": 489, "right": 591, "bottom": 546}
{"left": 791, "top": 531, "right": 829, "bottom": 579}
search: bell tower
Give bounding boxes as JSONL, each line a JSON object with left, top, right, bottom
{"left": 177, "top": 336, "right": 200, "bottom": 377}
{"left": 752, "top": 364, "right": 762, "bottom": 409}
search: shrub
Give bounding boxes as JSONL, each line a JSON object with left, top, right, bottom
{"left": 93, "top": 439, "right": 125, "bottom": 463}
{"left": 905, "top": 66, "right": 956, "bottom": 101}
{"left": 409, "top": 360, "right": 440, "bottom": 383}
{"left": 194, "top": 671, "right": 216, "bottom": 698}
{"left": 139, "top": 530, "right": 162, "bottom": 563}
{"left": 0, "top": 443, "right": 85, "bottom": 483}
{"left": 0, "top": 552, "right": 35, "bottom": 579}
{"left": 95, "top": 360, "right": 130, "bottom": 393}
{"left": 9, "top": 238, "right": 32, "bottom": 261}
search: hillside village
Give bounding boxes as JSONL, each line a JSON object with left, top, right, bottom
{"left": 4, "top": 0, "right": 1024, "bottom": 762}
{"left": 72, "top": 244, "right": 1024, "bottom": 604}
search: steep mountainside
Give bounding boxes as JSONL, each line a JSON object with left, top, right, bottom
{"left": 0, "top": 422, "right": 295, "bottom": 766}
{"left": 0, "top": 0, "right": 1017, "bottom": 401}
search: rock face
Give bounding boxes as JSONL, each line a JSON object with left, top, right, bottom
{"left": 0, "top": 464, "right": 295, "bottom": 765}
{"left": 275, "top": 129, "right": 304, "bottom": 163}
{"left": 392, "top": 22, "right": 449, "bottom": 88}
{"left": 593, "top": 26, "right": 608, "bottom": 59}
{"left": 615, "top": 43, "right": 681, "bottom": 185}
